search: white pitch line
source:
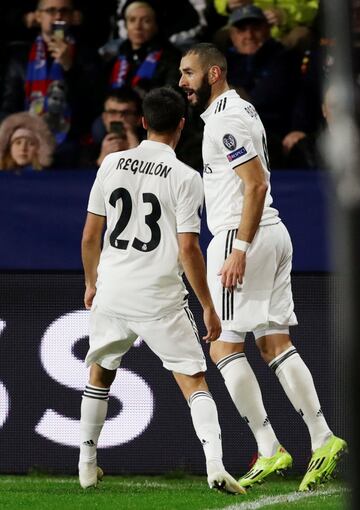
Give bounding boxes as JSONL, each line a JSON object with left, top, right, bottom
{"left": 209, "top": 486, "right": 349, "bottom": 510}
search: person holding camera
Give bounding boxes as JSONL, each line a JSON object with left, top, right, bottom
{"left": 78, "top": 88, "right": 145, "bottom": 168}
{"left": 0, "top": 0, "right": 103, "bottom": 167}
{"left": 95, "top": 88, "right": 144, "bottom": 166}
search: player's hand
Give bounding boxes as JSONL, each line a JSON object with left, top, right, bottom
{"left": 202, "top": 307, "right": 221, "bottom": 343}
{"left": 84, "top": 286, "right": 96, "bottom": 310}
{"left": 218, "top": 250, "right": 246, "bottom": 289}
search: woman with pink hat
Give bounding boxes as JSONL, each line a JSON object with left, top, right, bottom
{"left": 0, "top": 112, "right": 55, "bottom": 171}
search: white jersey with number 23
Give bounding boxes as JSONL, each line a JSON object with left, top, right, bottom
{"left": 87, "top": 140, "right": 203, "bottom": 321}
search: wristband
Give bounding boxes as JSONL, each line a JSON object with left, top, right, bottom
{"left": 232, "top": 239, "right": 250, "bottom": 252}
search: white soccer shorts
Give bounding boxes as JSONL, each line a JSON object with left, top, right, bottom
{"left": 86, "top": 305, "right": 207, "bottom": 375}
{"left": 207, "top": 221, "right": 298, "bottom": 338}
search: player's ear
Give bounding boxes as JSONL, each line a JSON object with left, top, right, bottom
{"left": 142, "top": 116, "right": 148, "bottom": 130}
{"left": 208, "top": 65, "right": 221, "bottom": 85}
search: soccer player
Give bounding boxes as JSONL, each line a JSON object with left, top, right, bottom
{"left": 78, "top": 86, "right": 245, "bottom": 495}
{"left": 179, "top": 43, "right": 347, "bottom": 491}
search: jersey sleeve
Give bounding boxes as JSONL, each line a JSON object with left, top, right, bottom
{"left": 176, "top": 171, "right": 204, "bottom": 234}
{"left": 211, "top": 115, "right": 258, "bottom": 169}
{"left": 87, "top": 170, "right": 106, "bottom": 217}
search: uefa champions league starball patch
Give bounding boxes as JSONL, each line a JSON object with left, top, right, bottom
{"left": 222, "top": 133, "right": 237, "bottom": 151}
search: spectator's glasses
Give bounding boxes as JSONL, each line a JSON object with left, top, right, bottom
{"left": 40, "top": 7, "right": 73, "bottom": 16}
{"left": 104, "top": 109, "right": 138, "bottom": 117}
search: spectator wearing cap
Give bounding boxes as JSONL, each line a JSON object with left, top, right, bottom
{"left": 225, "top": 4, "right": 302, "bottom": 167}
{"left": 107, "top": 1, "right": 181, "bottom": 99}
{"left": 205, "top": 0, "right": 318, "bottom": 50}
{"left": 0, "top": 111, "right": 55, "bottom": 171}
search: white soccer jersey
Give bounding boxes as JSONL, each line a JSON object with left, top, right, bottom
{"left": 200, "top": 89, "right": 280, "bottom": 236}
{"left": 87, "top": 140, "right": 203, "bottom": 321}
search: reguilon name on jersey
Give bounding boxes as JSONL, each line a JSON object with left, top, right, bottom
{"left": 116, "top": 157, "right": 172, "bottom": 178}
{"left": 226, "top": 146, "right": 247, "bottom": 162}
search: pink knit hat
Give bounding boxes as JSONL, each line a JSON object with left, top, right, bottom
{"left": 10, "top": 128, "right": 38, "bottom": 144}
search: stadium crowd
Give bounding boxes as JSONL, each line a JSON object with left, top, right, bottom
{"left": 0, "top": 0, "right": 332, "bottom": 172}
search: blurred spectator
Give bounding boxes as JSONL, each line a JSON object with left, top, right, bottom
{"left": 225, "top": 5, "right": 302, "bottom": 167}
{"left": 0, "top": 2, "right": 39, "bottom": 45}
{"left": 0, "top": 112, "right": 55, "bottom": 171}
{"left": 70, "top": 0, "right": 118, "bottom": 50}
{"left": 106, "top": 1, "right": 181, "bottom": 99}
{"left": 0, "top": 0, "right": 104, "bottom": 167}
{"left": 115, "top": 0, "right": 208, "bottom": 51}
{"left": 283, "top": 81, "right": 340, "bottom": 170}
{"left": 205, "top": 0, "right": 318, "bottom": 50}
{"left": 81, "top": 87, "right": 145, "bottom": 167}
{"left": 282, "top": 1, "right": 334, "bottom": 163}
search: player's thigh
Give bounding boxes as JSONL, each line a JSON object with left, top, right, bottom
{"left": 131, "top": 307, "right": 206, "bottom": 376}
{"left": 268, "top": 223, "right": 297, "bottom": 326}
{"left": 207, "top": 229, "right": 238, "bottom": 318}
{"left": 86, "top": 306, "right": 138, "bottom": 370}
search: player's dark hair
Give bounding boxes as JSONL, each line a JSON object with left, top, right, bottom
{"left": 142, "top": 87, "right": 185, "bottom": 133}
{"left": 183, "top": 42, "right": 227, "bottom": 75}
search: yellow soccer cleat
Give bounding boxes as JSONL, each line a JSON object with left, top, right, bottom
{"left": 299, "top": 435, "right": 347, "bottom": 492}
{"left": 238, "top": 446, "right": 293, "bottom": 488}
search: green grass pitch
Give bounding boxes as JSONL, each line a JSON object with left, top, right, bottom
{"left": 0, "top": 473, "right": 349, "bottom": 510}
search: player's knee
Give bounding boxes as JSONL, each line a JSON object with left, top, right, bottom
{"left": 256, "top": 335, "right": 293, "bottom": 364}
{"left": 89, "top": 363, "right": 116, "bottom": 388}
{"left": 209, "top": 339, "right": 244, "bottom": 365}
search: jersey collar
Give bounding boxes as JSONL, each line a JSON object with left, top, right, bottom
{"left": 200, "top": 89, "right": 237, "bottom": 123}
{"left": 139, "top": 140, "right": 176, "bottom": 156}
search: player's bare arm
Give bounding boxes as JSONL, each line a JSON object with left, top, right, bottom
{"left": 219, "top": 157, "right": 268, "bottom": 289}
{"left": 177, "top": 232, "right": 221, "bottom": 342}
{"left": 81, "top": 212, "right": 105, "bottom": 309}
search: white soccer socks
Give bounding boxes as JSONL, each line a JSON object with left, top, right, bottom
{"left": 79, "top": 384, "right": 109, "bottom": 488}
{"left": 189, "top": 391, "right": 224, "bottom": 473}
{"left": 217, "top": 353, "right": 280, "bottom": 457}
{"left": 270, "top": 346, "right": 332, "bottom": 451}
{"left": 188, "top": 390, "right": 245, "bottom": 494}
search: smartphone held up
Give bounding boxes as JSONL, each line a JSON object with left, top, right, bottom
{"left": 52, "top": 21, "right": 68, "bottom": 41}
{"left": 109, "top": 121, "right": 126, "bottom": 139}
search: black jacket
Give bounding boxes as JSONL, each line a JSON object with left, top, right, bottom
{"left": 227, "top": 38, "right": 302, "bottom": 138}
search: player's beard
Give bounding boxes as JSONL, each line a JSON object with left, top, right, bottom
{"left": 193, "top": 75, "right": 212, "bottom": 113}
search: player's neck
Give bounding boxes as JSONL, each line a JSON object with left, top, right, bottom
{"left": 147, "top": 133, "right": 177, "bottom": 150}
{"left": 209, "top": 82, "right": 230, "bottom": 107}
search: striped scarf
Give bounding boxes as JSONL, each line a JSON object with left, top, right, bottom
{"left": 25, "top": 36, "right": 73, "bottom": 143}
{"left": 110, "top": 49, "right": 163, "bottom": 89}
